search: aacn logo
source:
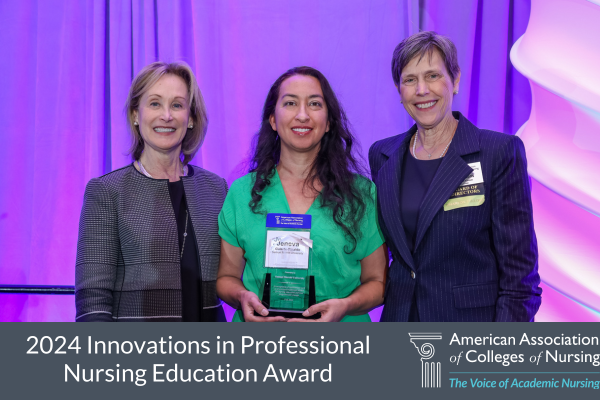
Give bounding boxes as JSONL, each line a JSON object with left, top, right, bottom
{"left": 275, "top": 216, "right": 281, "bottom": 224}
{"left": 409, "top": 332, "right": 442, "bottom": 388}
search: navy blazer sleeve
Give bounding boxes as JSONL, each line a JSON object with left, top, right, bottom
{"left": 491, "top": 135, "right": 541, "bottom": 321}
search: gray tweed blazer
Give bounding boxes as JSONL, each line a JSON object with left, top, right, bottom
{"left": 75, "top": 164, "right": 227, "bottom": 321}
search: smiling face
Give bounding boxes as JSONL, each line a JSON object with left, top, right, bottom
{"left": 269, "top": 75, "right": 330, "bottom": 155}
{"left": 399, "top": 48, "right": 460, "bottom": 130}
{"left": 133, "top": 74, "right": 192, "bottom": 157}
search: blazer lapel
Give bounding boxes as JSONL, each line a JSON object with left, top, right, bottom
{"left": 376, "top": 130, "right": 416, "bottom": 270}
{"left": 413, "top": 112, "right": 481, "bottom": 253}
{"left": 182, "top": 169, "right": 214, "bottom": 256}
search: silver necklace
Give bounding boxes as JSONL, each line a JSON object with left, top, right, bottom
{"left": 136, "top": 160, "right": 188, "bottom": 178}
{"left": 136, "top": 160, "right": 190, "bottom": 259}
{"left": 412, "top": 133, "right": 452, "bottom": 160}
{"left": 180, "top": 210, "right": 189, "bottom": 259}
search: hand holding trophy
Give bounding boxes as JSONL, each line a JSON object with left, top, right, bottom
{"left": 258, "top": 214, "right": 321, "bottom": 319}
{"left": 216, "top": 67, "right": 387, "bottom": 322}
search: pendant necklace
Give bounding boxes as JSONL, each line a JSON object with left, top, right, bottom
{"left": 412, "top": 134, "right": 452, "bottom": 160}
{"left": 137, "top": 160, "right": 190, "bottom": 258}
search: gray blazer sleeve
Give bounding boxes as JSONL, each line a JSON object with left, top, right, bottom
{"left": 75, "top": 178, "right": 118, "bottom": 322}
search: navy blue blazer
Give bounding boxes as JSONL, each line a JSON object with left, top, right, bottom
{"left": 369, "top": 112, "right": 542, "bottom": 322}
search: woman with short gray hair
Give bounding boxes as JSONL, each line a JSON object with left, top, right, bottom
{"left": 75, "top": 61, "right": 226, "bottom": 322}
{"left": 370, "top": 31, "right": 541, "bottom": 322}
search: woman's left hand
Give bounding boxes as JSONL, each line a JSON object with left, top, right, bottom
{"left": 287, "top": 298, "right": 349, "bottom": 322}
{"left": 288, "top": 244, "right": 388, "bottom": 322}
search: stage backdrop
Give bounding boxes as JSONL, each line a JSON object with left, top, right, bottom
{"left": 0, "top": 0, "right": 597, "bottom": 322}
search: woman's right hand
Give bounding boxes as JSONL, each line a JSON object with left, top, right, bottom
{"left": 217, "top": 239, "right": 286, "bottom": 322}
{"left": 239, "top": 290, "right": 286, "bottom": 322}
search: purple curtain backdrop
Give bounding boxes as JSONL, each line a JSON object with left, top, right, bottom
{"left": 0, "top": 0, "right": 531, "bottom": 321}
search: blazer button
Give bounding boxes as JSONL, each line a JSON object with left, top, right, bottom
{"left": 411, "top": 271, "right": 416, "bottom": 279}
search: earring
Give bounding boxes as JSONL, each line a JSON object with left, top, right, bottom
{"left": 453, "top": 90, "right": 459, "bottom": 94}
{"left": 134, "top": 121, "right": 139, "bottom": 126}
{"left": 188, "top": 125, "right": 193, "bottom": 129}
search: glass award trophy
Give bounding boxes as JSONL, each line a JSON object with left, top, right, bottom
{"left": 258, "top": 213, "right": 320, "bottom": 319}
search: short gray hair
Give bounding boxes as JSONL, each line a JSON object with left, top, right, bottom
{"left": 391, "top": 31, "right": 460, "bottom": 86}
{"left": 125, "top": 61, "right": 208, "bottom": 165}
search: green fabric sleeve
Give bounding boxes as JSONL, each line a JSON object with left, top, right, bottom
{"left": 355, "top": 179, "right": 385, "bottom": 259}
{"left": 218, "top": 180, "right": 242, "bottom": 248}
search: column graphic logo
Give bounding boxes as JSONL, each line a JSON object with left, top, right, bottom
{"left": 409, "top": 332, "right": 442, "bottom": 388}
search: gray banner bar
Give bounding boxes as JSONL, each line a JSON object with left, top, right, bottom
{"left": 1, "top": 323, "right": 599, "bottom": 399}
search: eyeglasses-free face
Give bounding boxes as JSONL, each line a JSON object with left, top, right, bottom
{"left": 399, "top": 48, "right": 460, "bottom": 131}
{"left": 269, "top": 75, "right": 330, "bottom": 156}
{"left": 134, "top": 74, "right": 193, "bottom": 157}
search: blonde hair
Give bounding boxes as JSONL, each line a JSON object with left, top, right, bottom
{"left": 125, "top": 61, "right": 208, "bottom": 165}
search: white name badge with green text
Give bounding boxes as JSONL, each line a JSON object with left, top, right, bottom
{"left": 265, "top": 231, "right": 312, "bottom": 269}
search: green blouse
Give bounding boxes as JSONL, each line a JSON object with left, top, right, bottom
{"left": 218, "top": 170, "right": 384, "bottom": 322}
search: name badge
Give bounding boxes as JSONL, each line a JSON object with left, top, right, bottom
{"left": 265, "top": 214, "right": 312, "bottom": 270}
{"left": 444, "top": 162, "right": 485, "bottom": 211}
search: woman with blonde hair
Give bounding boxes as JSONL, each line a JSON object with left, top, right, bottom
{"left": 75, "top": 61, "right": 226, "bottom": 322}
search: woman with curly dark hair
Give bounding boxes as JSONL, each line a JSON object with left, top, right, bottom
{"left": 217, "top": 67, "right": 387, "bottom": 322}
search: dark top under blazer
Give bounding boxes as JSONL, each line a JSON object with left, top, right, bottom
{"left": 369, "top": 112, "right": 542, "bottom": 322}
{"left": 75, "top": 164, "right": 227, "bottom": 321}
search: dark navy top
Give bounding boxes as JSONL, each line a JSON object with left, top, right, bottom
{"left": 168, "top": 178, "right": 202, "bottom": 322}
{"left": 400, "top": 147, "right": 443, "bottom": 322}
{"left": 167, "top": 166, "right": 226, "bottom": 322}
{"left": 400, "top": 148, "right": 443, "bottom": 253}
